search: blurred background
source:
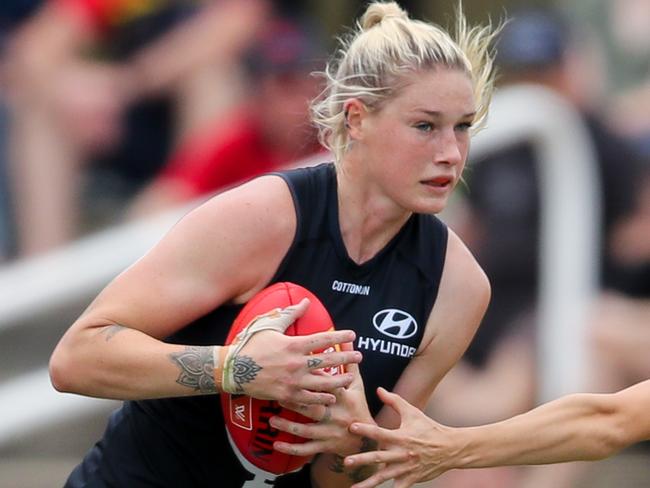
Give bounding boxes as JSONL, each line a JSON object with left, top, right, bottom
{"left": 1, "top": 0, "right": 649, "bottom": 486}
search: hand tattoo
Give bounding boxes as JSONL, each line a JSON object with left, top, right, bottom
{"left": 169, "top": 346, "right": 216, "bottom": 393}
{"left": 307, "top": 357, "right": 323, "bottom": 369}
{"left": 232, "top": 355, "right": 262, "bottom": 393}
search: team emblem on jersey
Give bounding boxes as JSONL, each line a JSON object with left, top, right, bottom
{"left": 372, "top": 309, "right": 418, "bottom": 339}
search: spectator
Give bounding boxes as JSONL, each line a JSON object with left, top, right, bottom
{"left": 0, "top": 0, "right": 43, "bottom": 261}
{"left": 5, "top": 0, "right": 269, "bottom": 257}
{"left": 128, "top": 16, "right": 328, "bottom": 218}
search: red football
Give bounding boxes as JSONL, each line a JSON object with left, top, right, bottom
{"left": 221, "top": 282, "right": 343, "bottom": 476}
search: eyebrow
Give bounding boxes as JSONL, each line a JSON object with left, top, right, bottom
{"left": 416, "top": 109, "right": 477, "bottom": 119}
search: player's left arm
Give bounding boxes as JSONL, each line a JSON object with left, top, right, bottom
{"left": 298, "top": 229, "right": 491, "bottom": 487}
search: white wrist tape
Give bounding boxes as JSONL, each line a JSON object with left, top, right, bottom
{"left": 221, "top": 304, "right": 300, "bottom": 394}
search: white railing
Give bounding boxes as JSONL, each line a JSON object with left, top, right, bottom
{"left": 0, "top": 87, "right": 599, "bottom": 446}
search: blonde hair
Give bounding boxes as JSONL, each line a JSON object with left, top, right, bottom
{"left": 311, "top": 1, "right": 500, "bottom": 163}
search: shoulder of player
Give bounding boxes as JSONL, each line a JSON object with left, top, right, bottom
{"left": 183, "top": 174, "right": 296, "bottom": 240}
{"left": 440, "top": 228, "right": 491, "bottom": 308}
{"left": 418, "top": 228, "right": 490, "bottom": 350}
{"left": 152, "top": 175, "right": 296, "bottom": 301}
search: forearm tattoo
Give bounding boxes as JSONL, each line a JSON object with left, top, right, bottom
{"left": 101, "top": 325, "right": 126, "bottom": 341}
{"left": 169, "top": 346, "right": 216, "bottom": 393}
{"left": 231, "top": 355, "right": 262, "bottom": 393}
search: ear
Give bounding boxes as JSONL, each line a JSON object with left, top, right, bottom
{"left": 343, "top": 98, "right": 367, "bottom": 140}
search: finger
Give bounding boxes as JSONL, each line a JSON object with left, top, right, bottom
{"left": 345, "top": 449, "right": 410, "bottom": 467}
{"left": 349, "top": 422, "right": 396, "bottom": 443}
{"left": 283, "top": 403, "right": 331, "bottom": 423}
{"left": 352, "top": 464, "right": 412, "bottom": 488}
{"left": 394, "top": 472, "right": 418, "bottom": 488}
{"left": 270, "top": 416, "right": 322, "bottom": 440}
{"left": 299, "top": 330, "right": 358, "bottom": 354}
{"left": 306, "top": 350, "right": 361, "bottom": 372}
{"left": 301, "top": 372, "right": 355, "bottom": 392}
{"left": 293, "top": 389, "right": 336, "bottom": 406}
{"left": 278, "top": 401, "right": 324, "bottom": 421}
{"left": 338, "top": 341, "right": 361, "bottom": 375}
{"left": 274, "top": 439, "right": 328, "bottom": 457}
{"left": 273, "top": 298, "right": 310, "bottom": 333}
{"left": 376, "top": 387, "right": 416, "bottom": 418}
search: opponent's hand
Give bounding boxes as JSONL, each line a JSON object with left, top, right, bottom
{"left": 270, "top": 347, "right": 374, "bottom": 457}
{"left": 343, "top": 387, "right": 456, "bottom": 488}
{"left": 224, "top": 299, "right": 362, "bottom": 405}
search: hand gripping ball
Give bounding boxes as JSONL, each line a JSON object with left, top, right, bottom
{"left": 221, "top": 282, "right": 343, "bottom": 476}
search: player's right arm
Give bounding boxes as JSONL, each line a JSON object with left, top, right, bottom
{"left": 49, "top": 175, "right": 359, "bottom": 403}
{"left": 344, "top": 380, "right": 650, "bottom": 488}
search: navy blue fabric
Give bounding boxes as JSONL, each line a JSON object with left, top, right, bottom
{"left": 65, "top": 163, "right": 448, "bottom": 487}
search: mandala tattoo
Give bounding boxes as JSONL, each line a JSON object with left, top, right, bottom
{"left": 169, "top": 346, "right": 216, "bottom": 393}
{"left": 232, "top": 355, "right": 262, "bottom": 393}
{"left": 307, "top": 357, "right": 323, "bottom": 369}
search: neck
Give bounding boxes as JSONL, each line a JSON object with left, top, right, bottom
{"left": 335, "top": 157, "right": 412, "bottom": 264}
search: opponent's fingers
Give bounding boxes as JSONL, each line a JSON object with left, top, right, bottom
{"left": 349, "top": 422, "right": 395, "bottom": 443}
{"left": 376, "top": 387, "right": 417, "bottom": 418}
{"left": 351, "top": 464, "right": 413, "bottom": 488}
{"left": 274, "top": 439, "right": 328, "bottom": 457}
{"left": 298, "top": 330, "right": 357, "bottom": 354}
{"left": 345, "top": 449, "right": 410, "bottom": 467}
{"left": 394, "top": 472, "right": 418, "bottom": 488}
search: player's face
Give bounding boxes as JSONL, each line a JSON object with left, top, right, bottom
{"left": 360, "top": 67, "right": 475, "bottom": 214}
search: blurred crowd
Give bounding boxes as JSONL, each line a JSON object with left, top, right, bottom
{"left": 1, "top": 1, "right": 650, "bottom": 487}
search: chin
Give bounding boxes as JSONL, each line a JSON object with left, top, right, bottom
{"left": 410, "top": 199, "right": 447, "bottom": 215}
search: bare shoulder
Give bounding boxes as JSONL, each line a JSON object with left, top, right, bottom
{"left": 156, "top": 174, "right": 296, "bottom": 299}
{"left": 418, "top": 227, "right": 491, "bottom": 352}
{"left": 84, "top": 175, "right": 297, "bottom": 339}
{"left": 442, "top": 228, "right": 491, "bottom": 306}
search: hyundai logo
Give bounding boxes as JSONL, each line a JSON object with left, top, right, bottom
{"left": 372, "top": 309, "right": 418, "bottom": 339}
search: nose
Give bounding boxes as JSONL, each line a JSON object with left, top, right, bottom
{"left": 434, "top": 128, "right": 463, "bottom": 166}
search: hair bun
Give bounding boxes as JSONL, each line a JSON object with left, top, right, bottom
{"left": 360, "top": 2, "right": 408, "bottom": 31}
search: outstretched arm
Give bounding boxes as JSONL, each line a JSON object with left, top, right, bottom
{"left": 345, "top": 381, "right": 650, "bottom": 488}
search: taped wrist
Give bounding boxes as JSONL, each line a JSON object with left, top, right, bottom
{"left": 213, "top": 346, "right": 227, "bottom": 393}
{"left": 220, "top": 305, "right": 300, "bottom": 394}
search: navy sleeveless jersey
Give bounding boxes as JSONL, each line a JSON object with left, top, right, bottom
{"left": 65, "top": 163, "right": 448, "bottom": 487}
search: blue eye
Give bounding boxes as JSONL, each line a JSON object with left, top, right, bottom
{"left": 455, "top": 122, "right": 473, "bottom": 132}
{"left": 415, "top": 122, "right": 433, "bottom": 132}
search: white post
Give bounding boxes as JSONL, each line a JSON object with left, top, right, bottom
{"left": 472, "top": 84, "right": 601, "bottom": 402}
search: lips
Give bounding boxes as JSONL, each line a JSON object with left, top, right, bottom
{"left": 423, "top": 176, "right": 453, "bottom": 187}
